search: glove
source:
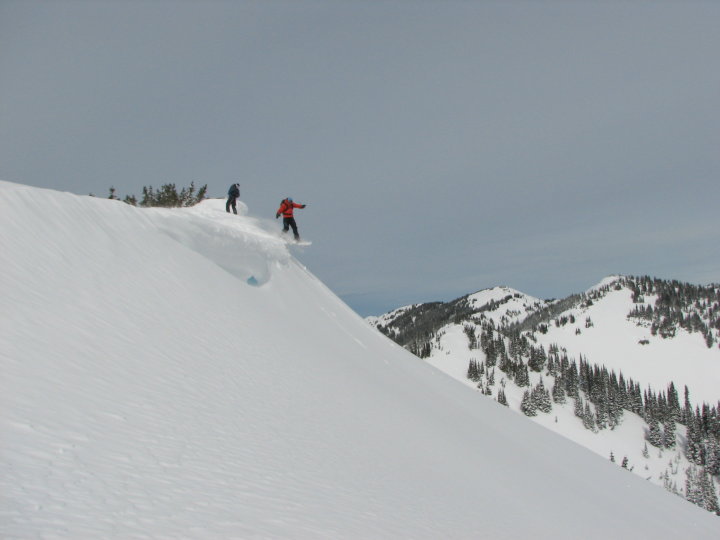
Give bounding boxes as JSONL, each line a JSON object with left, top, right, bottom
{"left": 275, "top": 213, "right": 280, "bottom": 219}
{"left": 302, "top": 204, "right": 307, "bottom": 208}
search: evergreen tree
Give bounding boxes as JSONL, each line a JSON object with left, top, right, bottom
{"left": 139, "top": 182, "right": 208, "bottom": 207}
{"left": 646, "top": 420, "right": 663, "bottom": 448}
{"left": 520, "top": 390, "right": 537, "bottom": 417}
{"left": 662, "top": 419, "right": 676, "bottom": 449}
{"left": 682, "top": 385, "right": 693, "bottom": 424}
{"left": 528, "top": 346, "right": 547, "bottom": 372}
{"left": 629, "top": 382, "right": 644, "bottom": 415}
{"left": 532, "top": 378, "right": 552, "bottom": 414}
{"left": 141, "top": 185, "right": 155, "bottom": 207}
{"left": 514, "top": 362, "right": 530, "bottom": 388}
{"left": 667, "top": 382, "right": 681, "bottom": 421}
{"left": 705, "top": 438, "right": 720, "bottom": 476}
{"left": 595, "top": 398, "right": 609, "bottom": 431}
{"left": 583, "top": 402, "right": 596, "bottom": 431}
{"left": 700, "top": 469, "right": 720, "bottom": 514}
{"left": 685, "top": 466, "right": 703, "bottom": 508}
{"left": 617, "top": 373, "right": 629, "bottom": 410}
{"left": 497, "top": 388, "right": 508, "bottom": 407}
{"left": 463, "top": 324, "right": 477, "bottom": 349}
{"left": 483, "top": 332, "right": 497, "bottom": 367}
{"left": 574, "top": 396, "right": 584, "bottom": 420}
{"left": 607, "top": 398, "right": 621, "bottom": 430}
{"left": 508, "top": 333, "right": 521, "bottom": 359}
{"left": 686, "top": 413, "right": 704, "bottom": 465}
{"left": 466, "top": 360, "right": 481, "bottom": 382}
{"left": 565, "top": 362, "right": 580, "bottom": 399}
{"left": 498, "top": 343, "right": 512, "bottom": 374}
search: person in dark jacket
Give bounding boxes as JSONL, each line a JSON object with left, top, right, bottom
{"left": 226, "top": 183, "right": 240, "bottom": 214}
{"left": 276, "top": 197, "right": 307, "bottom": 241}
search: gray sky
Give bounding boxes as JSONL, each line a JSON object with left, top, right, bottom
{"left": 2, "top": 0, "right": 719, "bottom": 315}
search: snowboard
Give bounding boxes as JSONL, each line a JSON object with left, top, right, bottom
{"left": 279, "top": 233, "right": 311, "bottom": 246}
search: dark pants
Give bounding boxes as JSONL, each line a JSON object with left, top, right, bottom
{"left": 282, "top": 217, "right": 299, "bottom": 240}
{"left": 226, "top": 196, "right": 237, "bottom": 214}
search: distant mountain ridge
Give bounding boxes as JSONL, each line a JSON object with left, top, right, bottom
{"left": 368, "top": 286, "right": 548, "bottom": 357}
{"left": 370, "top": 276, "right": 720, "bottom": 353}
{"left": 368, "top": 276, "right": 720, "bottom": 515}
{"left": 514, "top": 275, "right": 719, "bottom": 345}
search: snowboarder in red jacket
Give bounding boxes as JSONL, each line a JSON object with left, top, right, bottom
{"left": 276, "top": 197, "right": 306, "bottom": 241}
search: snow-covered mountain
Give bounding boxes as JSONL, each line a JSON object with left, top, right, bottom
{"left": 368, "top": 286, "right": 548, "bottom": 350}
{"left": 368, "top": 277, "right": 720, "bottom": 515}
{"left": 2, "top": 181, "right": 719, "bottom": 538}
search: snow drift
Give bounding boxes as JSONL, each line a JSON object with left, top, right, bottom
{"left": 1, "top": 181, "right": 718, "bottom": 538}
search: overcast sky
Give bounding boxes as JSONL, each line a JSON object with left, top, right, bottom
{"left": 2, "top": 0, "right": 719, "bottom": 315}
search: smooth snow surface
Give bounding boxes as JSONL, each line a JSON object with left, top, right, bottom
{"left": 1, "top": 181, "right": 718, "bottom": 538}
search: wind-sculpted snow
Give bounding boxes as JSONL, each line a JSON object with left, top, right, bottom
{"left": 1, "top": 181, "right": 718, "bottom": 539}
{"left": 153, "top": 199, "right": 292, "bottom": 286}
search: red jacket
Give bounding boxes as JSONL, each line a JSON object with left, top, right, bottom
{"left": 277, "top": 199, "right": 304, "bottom": 218}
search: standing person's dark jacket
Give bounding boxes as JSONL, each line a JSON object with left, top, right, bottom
{"left": 226, "top": 184, "right": 240, "bottom": 214}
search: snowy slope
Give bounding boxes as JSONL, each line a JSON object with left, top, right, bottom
{"left": 533, "top": 279, "right": 720, "bottom": 404}
{"left": 1, "top": 181, "right": 719, "bottom": 538}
